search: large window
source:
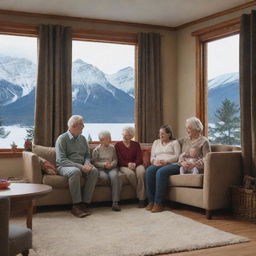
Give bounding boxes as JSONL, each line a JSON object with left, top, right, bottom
{"left": 72, "top": 40, "right": 135, "bottom": 141}
{"left": 0, "top": 35, "right": 37, "bottom": 148}
{"left": 194, "top": 19, "right": 240, "bottom": 146}
{"left": 207, "top": 35, "right": 240, "bottom": 145}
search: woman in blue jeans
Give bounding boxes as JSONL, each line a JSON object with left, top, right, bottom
{"left": 145, "top": 124, "right": 180, "bottom": 213}
{"left": 146, "top": 117, "right": 210, "bottom": 213}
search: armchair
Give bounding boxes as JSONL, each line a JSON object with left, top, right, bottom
{"left": 0, "top": 196, "right": 32, "bottom": 256}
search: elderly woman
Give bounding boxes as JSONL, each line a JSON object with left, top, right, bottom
{"left": 145, "top": 125, "right": 181, "bottom": 213}
{"left": 146, "top": 117, "right": 210, "bottom": 213}
{"left": 115, "top": 126, "right": 147, "bottom": 207}
{"left": 92, "top": 131, "right": 121, "bottom": 211}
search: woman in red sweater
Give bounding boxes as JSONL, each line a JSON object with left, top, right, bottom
{"left": 115, "top": 126, "right": 146, "bottom": 207}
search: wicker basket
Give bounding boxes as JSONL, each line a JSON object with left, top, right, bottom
{"left": 231, "top": 186, "right": 256, "bottom": 220}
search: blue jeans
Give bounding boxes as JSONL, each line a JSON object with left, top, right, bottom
{"left": 146, "top": 164, "right": 180, "bottom": 204}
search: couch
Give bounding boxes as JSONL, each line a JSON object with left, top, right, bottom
{"left": 22, "top": 144, "right": 242, "bottom": 219}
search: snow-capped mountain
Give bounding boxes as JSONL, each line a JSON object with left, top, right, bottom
{"left": 72, "top": 59, "right": 118, "bottom": 101}
{"left": 106, "top": 66, "right": 134, "bottom": 97}
{"left": 208, "top": 72, "right": 239, "bottom": 123}
{"left": 0, "top": 56, "right": 134, "bottom": 125}
{"left": 72, "top": 59, "right": 134, "bottom": 123}
{"left": 0, "top": 55, "right": 36, "bottom": 97}
{"left": 208, "top": 72, "right": 239, "bottom": 90}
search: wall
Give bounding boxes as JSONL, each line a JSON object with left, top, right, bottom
{"left": 176, "top": 6, "right": 255, "bottom": 137}
{"left": 0, "top": 157, "right": 23, "bottom": 178}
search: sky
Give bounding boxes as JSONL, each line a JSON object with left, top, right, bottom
{"left": 0, "top": 33, "right": 238, "bottom": 77}
{"left": 72, "top": 40, "right": 135, "bottom": 74}
{"left": 0, "top": 34, "right": 135, "bottom": 74}
{"left": 207, "top": 34, "right": 239, "bottom": 80}
{"left": 0, "top": 35, "right": 37, "bottom": 63}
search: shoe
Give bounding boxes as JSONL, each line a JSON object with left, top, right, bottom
{"left": 112, "top": 203, "right": 121, "bottom": 211}
{"left": 71, "top": 205, "right": 87, "bottom": 218}
{"left": 151, "top": 203, "right": 164, "bottom": 213}
{"left": 145, "top": 203, "right": 154, "bottom": 211}
{"left": 138, "top": 200, "right": 147, "bottom": 208}
{"left": 80, "top": 203, "right": 92, "bottom": 216}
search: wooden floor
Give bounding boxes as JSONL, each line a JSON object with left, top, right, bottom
{"left": 161, "top": 205, "right": 256, "bottom": 256}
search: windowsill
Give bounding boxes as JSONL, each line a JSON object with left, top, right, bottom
{"left": 0, "top": 149, "right": 23, "bottom": 158}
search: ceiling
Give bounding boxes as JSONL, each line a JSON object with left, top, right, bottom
{"left": 0, "top": 0, "right": 253, "bottom": 27}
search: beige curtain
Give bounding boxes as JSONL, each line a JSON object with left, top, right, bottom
{"left": 136, "top": 33, "right": 162, "bottom": 143}
{"left": 34, "top": 25, "right": 72, "bottom": 146}
{"left": 240, "top": 10, "right": 256, "bottom": 177}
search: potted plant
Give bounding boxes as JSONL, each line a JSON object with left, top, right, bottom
{"left": 24, "top": 126, "right": 34, "bottom": 152}
{"left": 10, "top": 141, "right": 18, "bottom": 152}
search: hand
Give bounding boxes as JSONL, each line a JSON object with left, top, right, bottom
{"left": 181, "top": 161, "right": 194, "bottom": 170}
{"left": 104, "top": 162, "right": 113, "bottom": 169}
{"left": 159, "top": 160, "right": 167, "bottom": 166}
{"left": 82, "top": 163, "right": 94, "bottom": 173}
{"left": 154, "top": 160, "right": 163, "bottom": 166}
{"left": 186, "top": 162, "right": 195, "bottom": 170}
{"left": 128, "top": 162, "right": 136, "bottom": 170}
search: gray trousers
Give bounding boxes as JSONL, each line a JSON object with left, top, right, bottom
{"left": 98, "top": 168, "right": 121, "bottom": 202}
{"left": 58, "top": 166, "right": 98, "bottom": 204}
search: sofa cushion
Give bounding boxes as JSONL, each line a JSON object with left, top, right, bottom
{"left": 43, "top": 172, "right": 130, "bottom": 189}
{"left": 42, "top": 175, "right": 75, "bottom": 188}
{"left": 33, "top": 145, "right": 56, "bottom": 164}
{"left": 210, "top": 144, "right": 241, "bottom": 152}
{"left": 169, "top": 174, "right": 204, "bottom": 188}
{"left": 142, "top": 149, "right": 150, "bottom": 168}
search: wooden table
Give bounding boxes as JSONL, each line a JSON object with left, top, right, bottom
{"left": 0, "top": 183, "right": 52, "bottom": 229}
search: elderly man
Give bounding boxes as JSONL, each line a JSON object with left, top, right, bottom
{"left": 56, "top": 115, "right": 98, "bottom": 218}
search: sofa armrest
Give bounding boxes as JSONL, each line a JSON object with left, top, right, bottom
{"left": 22, "top": 151, "right": 42, "bottom": 184}
{"left": 203, "top": 151, "right": 242, "bottom": 210}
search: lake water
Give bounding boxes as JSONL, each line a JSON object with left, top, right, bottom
{"left": 0, "top": 123, "right": 134, "bottom": 148}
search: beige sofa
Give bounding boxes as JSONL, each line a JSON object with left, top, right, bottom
{"left": 22, "top": 144, "right": 242, "bottom": 219}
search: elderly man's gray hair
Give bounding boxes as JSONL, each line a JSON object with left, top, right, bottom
{"left": 122, "top": 126, "right": 135, "bottom": 138}
{"left": 186, "top": 117, "right": 204, "bottom": 133}
{"left": 67, "top": 115, "right": 84, "bottom": 128}
{"left": 98, "top": 130, "right": 111, "bottom": 140}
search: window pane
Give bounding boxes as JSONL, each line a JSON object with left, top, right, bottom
{"left": 0, "top": 35, "right": 37, "bottom": 148}
{"left": 72, "top": 41, "right": 135, "bottom": 141}
{"left": 207, "top": 35, "right": 240, "bottom": 146}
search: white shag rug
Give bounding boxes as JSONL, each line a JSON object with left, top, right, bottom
{"left": 12, "top": 205, "right": 249, "bottom": 256}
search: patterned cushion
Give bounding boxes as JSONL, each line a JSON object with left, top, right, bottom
{"left": 38, "top": 157, "right": 57, "bottom": 175}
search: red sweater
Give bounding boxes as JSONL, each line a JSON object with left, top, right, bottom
{"left": 115, "top": 141, "right": 143, "bottom": 167}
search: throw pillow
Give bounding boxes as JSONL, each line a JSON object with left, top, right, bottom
{"left": 142, "top": 149, "right": 150, "bottom": 168}
{"left": 39, "top": 157, "right": 57, "bottom": 175}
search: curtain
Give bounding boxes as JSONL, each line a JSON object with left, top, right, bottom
{"left": 34, "top": 25, "right": 72, "bottom": 146}
{"left": 240, "top": 10, "right": 256, "bottom": 177}
{"left": 137, "top": 33, "right": 162, "bottom": 143}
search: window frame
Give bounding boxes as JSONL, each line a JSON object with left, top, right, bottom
{"left": 0, "top": 21, "right": 38, "bottom": 154}
{"left": 0, "top": 22, "right": 138, "bottom": 152}
{"left": 192, "top": 17, "right": 240, "bottom": 136}
{"left": 71, "top": 28, "right": 138, "bottom": 142}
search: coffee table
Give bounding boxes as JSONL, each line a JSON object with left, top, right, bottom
{"left": 0, "top": 183, "right": 52, "bottom": 229}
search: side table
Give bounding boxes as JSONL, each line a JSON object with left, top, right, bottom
{"left": 0, "top": 183, "right": 52, "bottom": 229}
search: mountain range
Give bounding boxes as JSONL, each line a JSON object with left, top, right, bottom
{"left": 208, "top": 72, "right": 239, "bottom": 123}
{"left": 0, "top": 54, "right": 239, "bottom": 126}
{"left": 0, "top": 56, "right": 134, "bottom": 125}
